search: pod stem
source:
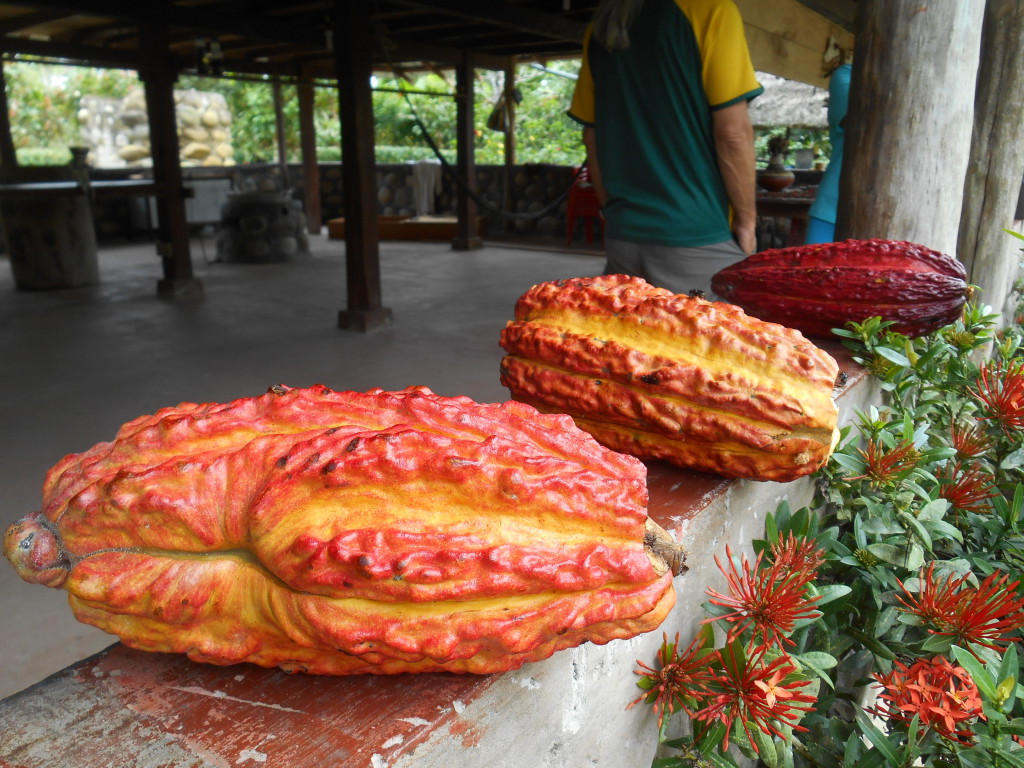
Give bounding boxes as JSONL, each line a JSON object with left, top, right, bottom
{"left": 644, "top": 518, "right": 688, "bottom": 577}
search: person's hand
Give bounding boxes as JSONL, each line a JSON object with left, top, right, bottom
{"left": 734, "top": 222, "right": 757, "bottom": 254}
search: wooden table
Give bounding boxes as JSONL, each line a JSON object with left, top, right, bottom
{"left": 757, "top": 189, "right": 815, "bottom": 248}
{"left": 0, "top": 179, "right": 179, "bottom": 199}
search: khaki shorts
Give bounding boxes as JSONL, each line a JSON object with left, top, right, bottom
{"left": 603, "top": 237, "right": 746, "bottom": 300}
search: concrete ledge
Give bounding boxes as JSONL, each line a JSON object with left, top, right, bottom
{"left": 0, "top": 344, "right": 879, "bottom": 768}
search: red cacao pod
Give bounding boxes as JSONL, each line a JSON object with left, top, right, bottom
{"left": 711, "top": 238, "right": 969, "bottom": 339}
{"left": 4, "top": 385, "right": 684, "bottom": 675}
{"left": 499, "top": 275, "right": 840, "bottom": 481}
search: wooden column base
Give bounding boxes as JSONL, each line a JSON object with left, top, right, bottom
{"left": 156, "top": 277, "right": 204, "bottom": 301}
{"left": 451, "top": 236, "right": 484, "bottom": 251}
{"left": 337, "top": 306, "right": 394, "bottom": 332}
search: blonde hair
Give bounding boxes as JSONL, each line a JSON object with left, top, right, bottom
{"left": 591, "top": 0, "right": 646, "bottom": 51}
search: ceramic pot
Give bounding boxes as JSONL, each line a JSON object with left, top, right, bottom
{"left": 757, "top": 154, "right": 795, "bottom": 191}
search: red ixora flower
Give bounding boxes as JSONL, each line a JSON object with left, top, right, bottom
{"left": 971, "top": 358, "right": 1024, "bottom": 435}
{"left": 869, "top": 656, "right": 984, "bottom": 745}
{"left": 936, "top": 461, "right": 999, "bottom": 516}
{"left": 704, "top": 539, "right": 822, "bottom": 652}
{"left": 846, "top": 437, "right": 920, "bottom": 486}
{"left": 896, "top": 562, "right": 1024, "bottom": 652}
{"left": 628, "top": 633, "right": 717, "bottom": 729}
{"left": 950, "top": 420, "right": 991, "bottom": 460}
{"left": 694, "top": 651, "right": 816, "bottom": 753}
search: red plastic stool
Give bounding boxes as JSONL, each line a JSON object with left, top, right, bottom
{"left": 565, "top": 167, "right": 603, "bottom": 247}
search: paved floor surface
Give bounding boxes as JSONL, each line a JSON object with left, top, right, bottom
{"left": 0, "top": 232, "right": 603, "bottom": 699}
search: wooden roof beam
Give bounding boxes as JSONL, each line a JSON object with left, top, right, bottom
{"left": 386, "top": 0, "right": 587, "bottom": 45}
{"left": 0, "top": 34, "right": 138, "bottom": 67}
{"left": 794, "top": 0, "right": 857, "bottom": 32}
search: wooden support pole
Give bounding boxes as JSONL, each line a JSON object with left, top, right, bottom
{"left": 271, "top": 80, "right": 291, "bottom": 190}
{"left": 957, "top": 0, "right": 1024, "bottom": 322}
{"left": 297, "top": 77, "right": 322, "bottom": 234}
{"left": 502, "top": 59, "right": 517, "bottom": 235}
{"left": 138, "top": 19, "right": 202, "bottom": 301}
{"left": 835, "top": 0, "right": 983, "bottom": 257}
{"left": 334, "top": 0, "right": 393, "bottom": 331}
{"left": 452, "top": 51, "right": 482, "bottom": 250}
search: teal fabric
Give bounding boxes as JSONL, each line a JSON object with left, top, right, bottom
{"left": 581, "top": 0, "right": 761, "bottom": 247}
{"left": 807, "top": 63, "right": 852, "bottom": 231}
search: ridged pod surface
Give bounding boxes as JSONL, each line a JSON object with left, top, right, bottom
{"left": 711, "top": 238, "right": 969, "bottom": 338}
{"left": 499, "top": 275, "right": 840, "bottom": 481}
{"left": 4, "top": 385, "right": 684, "bottom": 675}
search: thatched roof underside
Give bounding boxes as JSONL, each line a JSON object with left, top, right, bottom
{"left": 749, "top": 72, "right": 829, "bottom": 129}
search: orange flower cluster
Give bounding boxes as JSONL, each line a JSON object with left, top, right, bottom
{"left": 896, "top": 563, "right": 1024, "bottom": 652}
{"left": 869, "top": 656, "right": 984, "bottom": 745}
{"left": 846, "top": 437, "right": 920, "bottom": 486}
{"left": 631, "top": 534, "right": 824, "bottom": 754}
{"left": 936, "top": 461, "right": 999, "bottom": 516}
{"left": 971, "top": 358, "right": 1024, "bottom": 435}
{"left": 704, "top": 534, "right": 824, "bottom": 652}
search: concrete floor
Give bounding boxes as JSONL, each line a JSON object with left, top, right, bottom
{"left": 0, "top": 232, "right": 604, "bottom": 700}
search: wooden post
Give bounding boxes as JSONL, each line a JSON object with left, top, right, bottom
{"left": 835, "top": 0, "right": 984, "bottom": 257}
{"left": 452, "top": 51, "right": 482, "bottom": 250}
{"left": 271, "top": 80, "right": 291, "bottom": 191}
{"left": 138, "top": 19, "right": 203, "bottom": 300}
{"left": 334, "top": 0, "right": 393, "bottom": 331}
{"left": 297, "top": 77, "right": 322, "bottom": 234}
{"left": 957, "top": 0, "right": 1024, "bottom": 321}
{"left": 502, "top": 59, "right": 517, "bottom": 235}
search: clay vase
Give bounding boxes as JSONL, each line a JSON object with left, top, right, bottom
{"left": 757, "top": 153, "right": 795, "bottom": 192}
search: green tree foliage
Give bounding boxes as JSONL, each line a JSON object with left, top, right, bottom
{"left": 4, "top": 58, "right": 586, "bottom": 167}
{"left": 4, "top": 60, "right": 136, "bottom": 164}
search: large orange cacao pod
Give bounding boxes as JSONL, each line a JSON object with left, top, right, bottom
{"left": 711, "top": 238, "right": 969, "bottom": 338}
{"left": 4, "top": 385, "right": 684, "bottom": 675}
{"left": 499, "top": 275, "right": 840, "bottom": 481}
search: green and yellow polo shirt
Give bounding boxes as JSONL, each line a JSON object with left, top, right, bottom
{"left": 569, "top": 0, "right": 762, "bottom": 247}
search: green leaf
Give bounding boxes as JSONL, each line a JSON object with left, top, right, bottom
{"left": 695, "top": 720, "right": 728, "bottom": 755}
{"left": 811, "top": 584, "right": 852, "bottom": 606}
{"left": 765, "top": 512, "right": 780, "bottom": 545}
{"left": 794, "top": 651, "right": 839, "bottom": 670}
{"left": 866, "top": 543, "right": 906, "bottom": 566}
{"left": 999, "top": 644, "right": 1019, "bottom": 709}
{"left": 915, "top": 498, "right": 951, "bottom": 521}
{"left": 952, "top": 645, "right": 999, "bottom": 702}
{"left": 874, "top": 346, "right": 911, "bottom": 367}
{"left": 897, "top": 511, "right": 932, "bottom": 551}
{"left": 920, "top": 633, "right": 953, "bottom": 653}
{"left": 749, "top": 727, "right": 780, "bottom": 768}
{"left": 854, "top": 708, "right": 902, "bottom": 766}
{"left": 707, "top": 752, "right": 742, "bottom": 768}
{"left": 904, "top": 541, "right": 925, "bottom": 571}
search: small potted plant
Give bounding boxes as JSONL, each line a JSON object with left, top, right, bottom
{"left": 758, "top": 130, "right": 795, "bottom": 191}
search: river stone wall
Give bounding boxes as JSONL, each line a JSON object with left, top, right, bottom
{"left": 77, "top": 89, "right": 235, "bottom": 169}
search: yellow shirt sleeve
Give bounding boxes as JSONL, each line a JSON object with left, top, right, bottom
{"left": 568, "top": 28, "right": 596, "bottom": 125}
{"left": 678, "top": 0, "right": 761, "bottom": 109}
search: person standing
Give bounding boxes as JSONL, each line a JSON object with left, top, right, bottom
{"left": 568, "top": 0, "right": 763, "bottom": 298}
{"left": 805, "top": 62, "right": 853, "bottom": 244}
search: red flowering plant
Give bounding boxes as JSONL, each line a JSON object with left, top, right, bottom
{"left": 633, "top": 281, "right": 1024, "bottom": 768}
{"left": 630, "top": 524, "right": 837, "bottom": 766}
{"left": 794, "top": 293, "right": 1024, "bottom": 766}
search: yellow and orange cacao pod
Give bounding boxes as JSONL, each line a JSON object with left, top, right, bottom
{"left": 499, "top": 275, "right": 840, "bottom": 482}
{"left": 4, "top": 385, "right": 684, "bottom": 675}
